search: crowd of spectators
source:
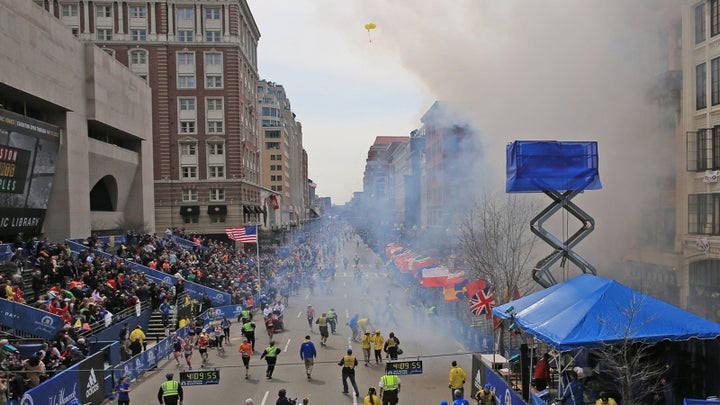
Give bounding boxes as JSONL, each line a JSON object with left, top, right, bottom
{"left": 0, "top": 220, "right": 355, "bottom": 400}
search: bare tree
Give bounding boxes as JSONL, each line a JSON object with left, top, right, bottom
{"left": 459, "top": 192, "right": 541, "bottom": 302}
{"left": 592, "top": 294, "right": 666, "bottom": 405}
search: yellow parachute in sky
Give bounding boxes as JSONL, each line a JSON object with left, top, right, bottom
{"left": 364, "top": 23, "right": 376, "bottom": 43}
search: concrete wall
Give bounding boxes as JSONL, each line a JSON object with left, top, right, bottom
{"left": 0, "top": 0, "right": 154, "bottom": 239}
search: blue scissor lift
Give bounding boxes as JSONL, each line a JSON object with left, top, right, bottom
{"left": 506, "top": 141, "right": 602, "bottom": 288}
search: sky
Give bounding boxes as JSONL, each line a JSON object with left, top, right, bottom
{"left": 248, "top": 0, "right": 680, "bottom": 272}
{"left": 247, "top": 0, "right": 433, "bottom": 205}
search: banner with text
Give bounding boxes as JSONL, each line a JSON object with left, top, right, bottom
{"left": 0, "top": 109, "right": 60, "bottom": 236}
{"left": 0, "top": 299, "right": 63, "bottom": 340}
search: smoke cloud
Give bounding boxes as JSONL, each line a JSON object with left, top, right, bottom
{"left": 315, "top": 0, "right": 680, "bottom": 277}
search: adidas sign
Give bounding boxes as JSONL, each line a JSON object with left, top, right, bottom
{"left": 86, "top": 368, "right": 100, "bottom": 397}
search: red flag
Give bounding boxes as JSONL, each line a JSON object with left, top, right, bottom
{"left": 269, "top": 195, "right": 279, "bottom": 210}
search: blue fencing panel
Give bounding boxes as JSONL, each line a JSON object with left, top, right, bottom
{"left": 0, "top": 299, "right": 63, "bottom": 340}
{"left": 169, "top": 234, "right": 208, "bottom": 252}
{"left": 506, "top": 140, "right": 602, "bottom": 192}
{"left": 0, "top": 243, "right": 13, "bottom": 262}
{"left": 91, "top": 307, "right": 153, "bottom": 343}
{"left": 485, "top": 368, "right": 527, "bottom": 405}
{"left": 206, "top": 305, "right": 245, "bottom": 322}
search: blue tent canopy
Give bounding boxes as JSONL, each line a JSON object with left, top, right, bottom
{"left": 493, "top": 275, "right": 720, "bottom": 351}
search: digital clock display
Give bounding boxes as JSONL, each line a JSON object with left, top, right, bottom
{"left": 385, "top": 360, "right": 423, "bottom": 375}
{"left": 179, "top": 369, "right": 220, "bottom": 386}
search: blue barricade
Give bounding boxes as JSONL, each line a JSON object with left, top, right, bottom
{"left": 169, "top": 234, "right": 208, "bottom": 252}
{"left": 0, "top": 243, "right": 13, "bottom": 262}
{"left": 0, "top": 299, "right": 63, "bottom": 340}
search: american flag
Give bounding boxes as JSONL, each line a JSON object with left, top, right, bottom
{"left": 226, "top": 226, "right": 257, "bottom": 244}
{"left": 469, "top": 288, "right": 494, "bottom": 317}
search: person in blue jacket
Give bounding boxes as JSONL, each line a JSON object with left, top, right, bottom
{"left": 299, "top": 335, "right": 317, "bottom": 379}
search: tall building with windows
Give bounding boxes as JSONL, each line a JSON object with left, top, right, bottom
{"left": 257, "top": 80, "right": 308, "bottom": 228}
{"left": 37, "top": 0, "right": 263, "bottom": 235}
{"left": 681, "top": 0, "right": 720, "bottom": 321}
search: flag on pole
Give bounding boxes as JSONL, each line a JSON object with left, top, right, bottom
{"left": 226, "top": 226, "right": 257, "bottom": 244}
{"left": 469, "top": 287, "right": 494, "bottom": 318}
{"left": 269, "top": 195, "right": 279, "bottom": 210}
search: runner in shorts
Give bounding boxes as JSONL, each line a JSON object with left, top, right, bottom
{"left": 172, "top": 333, "right": 185, "bottom": 366}
{"left": 198, "top": 333, "right": 209, "bottom": 366}
{"left": 238, "top": 337, "right": 253, "bottom": 379}
{"left": 183, "top": 340, "right": 194, "bottom": 369}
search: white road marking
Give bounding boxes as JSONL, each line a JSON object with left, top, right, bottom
{"left": 261, "top": 390, "right": 269, "bottom": 405}
{"left": 297, "top": 311, "right": 301, "bottom": 318}
{"left": 284, "top": 338, "right": 291, "bottom": 352}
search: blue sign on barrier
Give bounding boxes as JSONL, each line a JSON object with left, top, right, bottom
{"left": 0, "top": 299, "right": 63, "bottom": 340}
{"left": 485, "top": 369, "right": 527, "bottom": 405}
{"left": 170, "top": 235, "right": 208, "bottom": 252}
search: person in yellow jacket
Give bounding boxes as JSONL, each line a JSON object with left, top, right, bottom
{"left": 370, "top": 330, "right": 384, "bottom": 364}
{"left": 594, "top": 392, "right": 618, "bottom": 405}
{"left": 448, "top": 360, "right": 466, "bottom": 399}
{"left": 129, "top": 325, "right": 146, "bottom": 351}
{"left": 361, "top": 330, "right": 372, "bottom": 366}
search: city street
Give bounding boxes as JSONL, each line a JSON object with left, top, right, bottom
{"left": 129, "top": 236, "right": 474, "bottom": 404}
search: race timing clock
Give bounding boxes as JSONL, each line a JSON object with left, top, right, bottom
{"left": 179, "top": 369, "right": 220, "bottom": 386}
{"left": 385, "top": 360, "right": 423, "bottom": 375}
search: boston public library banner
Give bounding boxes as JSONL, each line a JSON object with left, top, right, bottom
{"left": 0, "top": 109, "right": 60, "bottom": 236}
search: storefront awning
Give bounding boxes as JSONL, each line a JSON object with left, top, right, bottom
{"left": 207, "top": 205, "right": 227, "bottom": 215}
{"left": 179, "top": 205, "right": 200, "bottom": 216}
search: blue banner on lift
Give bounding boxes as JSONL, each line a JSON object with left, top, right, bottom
{"left": 0, "top": 299, "right": 63, "bottom": 340}
{"left": 506, "top": 141, "right": 602, "bottom": 192}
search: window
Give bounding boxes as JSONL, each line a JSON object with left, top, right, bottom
{"left": 177, "top": 7, "right": 193, "bottom": 22}
{"left": 206, "top": 52, "right": 222, "bottom": 65}
{"left": 271, "top": 185, "right": 282, "bottom": 191}
{"left": 96, "top": 5, "right": 112, "bottom": 17}
{"left": 179, "top": 121, "right": 196, "bottom": 134}
{"left": 208, "top": 143, "right": 224, "bottom": 155}
{"left": 688, "top": 127, "right": 720, "bottom": 171}
{"left": 97, "top": 29, "right": 113, "bottom": 41}
{"left": 181, "top": 165, "right": 197, "bottom": 179}
{"left": 178, "top": 52, "right": 195, "bottom": 66}
{"left": 180, "top": 143, "right": 197, "bottom": 156}
{"left": 182, "top": 189, "right": 198, "bottom": 202}
{"left": 205, "top": 7, "right": 221, "bottom": 20}
{"left": 71, "top": 27, "right": 80, "bottom": 37}
{"left": 265, "top": 130, "right": 281, "bottom": 138}
{"left": 714, "top": 58, "right": 720, "bottom": 107}
{"left": 206, "top": 75, "right": 223, "bottom": 88}
{"left": 689, "top": 193, "right": 720, "bottom": 235}
{"left": 697, "top": 3, "right": 707, "bottom": 44}
{"left": 713, "top": 0, "right": 720, "bottom": 37}
{"left": 270, "top": 165, "right": 281, "bottom": 171}
{"left": 270, "top": 154, "right": 281, "bottom": 161}
{"left": 130, "top": 6, "right": 146, "bottom": 18}
{"left": 210, "top": 188, "right": 225, "bottom": 201}
{"left": 262, "top": 119, "right": 281, "bottom": 127}
{"left": 183, "top": 216, "right": 198, "bottom": 224}
{"left": 205, "top": 30, "right": 221, "bottom": 42}
{"left": 207, "top": 121, "right": 224, "bottom": 134}
{"left": 178, "top": 30, "right": 193, "bottom": 42}
{"left": 271, "top": 175, "right": 282, "bottom": 182}
{"left": 130, "top": 50, "right": 147, "bottom": 65}
{"left": 207, "top": 99, "right": 223, "bottom": 111}
{"left": 179, "top": 98, "right": 196, "bottom": 111}
{"left": 62, "top": 4, "right": 79, "bottom": 17}
{"left": 265, "top": 142, "right": 280, "bottom": 150}
{"left": 209, "top": 215, "right": 225, "bottom": 224}
{"left": 208, "top": 165, "right": 225, "bottom": 178}
{"left": 131, "top": 29, "right": 146, "bottom": 41}
{"left": 178, "top": 75, "right": 195, "bottom": 89}
{"left": 698, "top": 63, "right": 707, "bottom": 110}
{"left": 262, "top": 107, "right": 280, "bottom": 117}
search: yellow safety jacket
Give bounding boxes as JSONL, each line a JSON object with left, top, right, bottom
{"left": 381, "top": 375, "right": 399, "bottom": 391}
{"left": 161, "top": 380, "right": 179, "bottom": 397}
